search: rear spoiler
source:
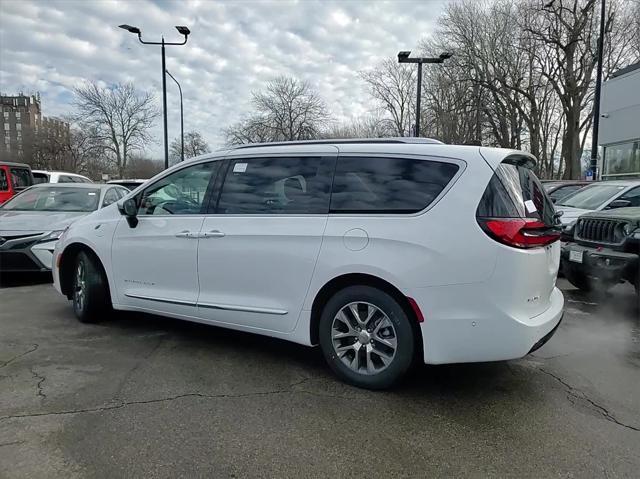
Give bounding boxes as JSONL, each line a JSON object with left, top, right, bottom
{"left": 479, "top": 147, "right": 537, "bottom": 171}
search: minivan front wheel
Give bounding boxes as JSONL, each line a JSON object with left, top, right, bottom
{"left": 72, "top": 251, "right": 111, "bottom": 323}
{"left": 319, "top": 286, "right": 415, "bottom": 389}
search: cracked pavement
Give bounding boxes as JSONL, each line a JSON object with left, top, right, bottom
{"left": 0, "top": 277, "right": 638, "bottom": 477}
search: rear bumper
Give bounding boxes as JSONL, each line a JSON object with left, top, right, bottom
{"left": 417, "top": 286, "right": 564, "bottom": 364}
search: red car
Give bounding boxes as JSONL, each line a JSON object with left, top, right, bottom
{"left": 0, "top": 162, "right": 34, "bottom": 205}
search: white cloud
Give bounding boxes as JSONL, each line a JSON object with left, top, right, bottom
{"left": 0, "top": 0, "right": 445, "bottom": 158}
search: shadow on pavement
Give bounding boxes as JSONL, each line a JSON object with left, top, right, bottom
{"left": 0, "top": 272, "right": 52, "bottom": 288}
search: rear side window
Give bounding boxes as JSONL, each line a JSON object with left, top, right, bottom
{"left": 477, "top": 162, "right": 555, "bottom": 225}
{"left": 548, "top": 185, "right": 582, "bottom": 201}
{"left": 330, "top": 157, "right": 459, "bottom": 214}
{"left": 32, "top": 172, "right": 49, "bottom": 184}
{"left": 10, "top": 168, "right": 33, "bottom": 190}
{"left": 216, "top": 157, "right": 335, "bottom": 214}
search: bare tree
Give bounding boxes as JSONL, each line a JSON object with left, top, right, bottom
{"left": 126, "top": 155, "right": 164, "bottom": 178}
{"left": 73, "top": 81, "right": 158, "bottom": 178}
{"left": 223, "top": 76, "right": 329, "bottom": 145}
{"left": 321, "top": 113, "right": 395, "bottom": 139}
{"left": 360, "top": 59, "right": 415, "bottom": 136}
{"left": 170, "top": 131, "right": 211, "bottom": 163}
{"left": 223, "top": 116, "right": 275, "bottom": 145}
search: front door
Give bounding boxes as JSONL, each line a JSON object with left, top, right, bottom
{"left": 197, "top": 154, "right": 336, "bottom": 333}
{"left": 112, "top": 160, "right": 221, "bottom": 315}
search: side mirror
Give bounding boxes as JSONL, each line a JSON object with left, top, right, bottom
{"left": 119, "top": 197, "right": 138, "bottom": 227}
{"left": 606, "top": 199, "right": 631, "bottom": 210}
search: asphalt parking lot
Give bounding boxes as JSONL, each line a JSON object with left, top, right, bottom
{"left": 1, "top": 276, "right": 639, "bottom": 478}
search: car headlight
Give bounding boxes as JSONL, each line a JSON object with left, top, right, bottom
{"left": 632, "top": 228, "right": 640, "bottom": 239}
{"left": 563, "top": 221, "right": 576, "bottom": 232}
{"left": 38, "top": 229, "right": 66, "bottom": 243}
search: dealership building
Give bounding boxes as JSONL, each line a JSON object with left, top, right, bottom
{"left": 598, "top": 61, "right": 640, "bottom": 180}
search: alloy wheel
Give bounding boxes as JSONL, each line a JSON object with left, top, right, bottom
{"left": 331, "top": 301, "right": 397, "bottom": 375}
{"left": 73, "top": 261, "right": 86, "bottom": 312}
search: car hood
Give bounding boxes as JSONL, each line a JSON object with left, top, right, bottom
{"left": 0, "top": 210, "right": 88, "bottom": 234}
{"left": 556, "top": 206, "right": 592, "bottom": 225}
{"left": 578, "top": 206, "right": 640, "bottom": 221}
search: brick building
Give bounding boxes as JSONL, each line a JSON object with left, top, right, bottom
{"left": 0, "top": 94, "right": 70, "bottom": 165}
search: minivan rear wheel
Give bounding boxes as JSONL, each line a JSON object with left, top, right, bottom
{"left": 72, "top": 251, "right": 111, "bottom": 323}
{"left": 319, "top": 286, "right": 415, "bottom": 389}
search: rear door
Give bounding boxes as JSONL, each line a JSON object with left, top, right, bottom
{"left": 196, "top": 153, "right": 336, "bottom": 333}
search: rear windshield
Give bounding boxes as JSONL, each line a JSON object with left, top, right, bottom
{"left": 555, "top": 184, "right": 627, "bottom": 210}
{"left": 477, "top": 162, "right": 556, "bottom": 225}
{"left": 2, "top": 186, "right": 101, "bottom": 212}
{"left": 10, "top": 167, "right": 33, "bottom": 190}
{"left": 32, "top": 172, "right": 49, "bottom": 184}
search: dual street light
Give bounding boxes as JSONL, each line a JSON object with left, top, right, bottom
{"left": 119, "top": 24, "right": 190, "bottom": 169}
{"left": 398, "top": 51, "right": 452, "bottom": 137}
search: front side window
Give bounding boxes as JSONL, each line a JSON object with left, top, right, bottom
{"left": 58, "top": 175, "right": 76, "bottom": 183}
{"left": 102, "top": 188, "right": 119, "bottom": 207}
{"left": 1, "top": 186, "right": 101, "bottom": 212}
{"left": 216, "top": 157, "right": 334, "bottom": 214}
{"left": 139, "top": 161, "right": 219, "bottom": 215}
{"left": 331, "top": 157, "right": 459, "bottom": 214}
{"left": 619, "top": 186, "right": 640, "bottom": 207}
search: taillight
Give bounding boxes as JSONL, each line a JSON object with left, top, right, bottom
{"left": 478, "top": 218, "right": 561, "bottom": 249}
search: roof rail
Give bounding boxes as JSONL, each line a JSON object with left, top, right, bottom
{"left": 231, "top": 137, "right": 444, "bottom": 150}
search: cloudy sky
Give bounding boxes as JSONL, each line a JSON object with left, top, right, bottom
{"left": 0, "top": 0, "right": 446, "bottom": 159}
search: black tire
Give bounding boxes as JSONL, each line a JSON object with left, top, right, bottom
{"left": 319, "top": 285, "right": 415, "bottom": 390}
{"left": 72, "top": 251, "right": 111, "bottom": 323}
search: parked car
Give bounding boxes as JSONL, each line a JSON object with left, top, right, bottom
{"left": 542, "top": 180, "right": 590, "bottom": 203}
{"left": 52, "top": 139, "right": 564, "bottom": 389}
{"left": 107, "top": 179, "right": 147, "bottom": 190}
{"left": 555, "top": 180, "right": 640, "bottom": 239}
{"left": 0, "top": 183, "right": 129, "bottom": 272}
{"left": 32, "top": 170, "right": 93, "bottom": 184}
{"left": 562, "top": 207, "right": 639, "bottom": 305}
{"left": 0, "top": 161, "right": 34, "bottom": 205}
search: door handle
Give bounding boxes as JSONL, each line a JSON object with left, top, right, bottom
{"left": 202, "top": 230, "right": 225, "bottom": 238}
{"left": 175, "top": 230, "right": 197, "bottom": 238}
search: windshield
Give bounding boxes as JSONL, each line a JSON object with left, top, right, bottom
{"left": 556, "top": 184, "right": 627, "bottom": 209}
{"left": 1, "top": 186, "right": 101, "bottom": 212}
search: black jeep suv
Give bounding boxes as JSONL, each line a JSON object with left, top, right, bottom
{"left": 561, "top": 207, "right": 640, "bottom": 304}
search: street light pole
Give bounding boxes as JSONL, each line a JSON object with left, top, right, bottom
{"left": 398, "top": 51, "right": 452, "bottom": 137}
{"left": 590, "top": 0, "right": 606, "bottom": 180}
{"left": 165, "top": 69, "right": 184, "bottom": 162}
{"left": 119, "top": 24, "right": 190, "bottom": 170}
{"left": 161, "top": 38, "right": 168, "bottom": 168}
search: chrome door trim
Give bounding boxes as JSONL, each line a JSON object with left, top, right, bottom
{"left": 124, "top": 293, "right": 196, "bottom": 307}
{"left": 197, "top": 301, "right": 288, "bottom": 315}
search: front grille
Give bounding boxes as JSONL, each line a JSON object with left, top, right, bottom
{"left": 0, "top": 252, "right": 41, "bottom": 271}
{"left": 575, "top": 218, "right": 627, "bottom": 244}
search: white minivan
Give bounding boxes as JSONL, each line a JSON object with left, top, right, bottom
{"left": 52, "top": 139, "right": 564, "bottom": 389}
